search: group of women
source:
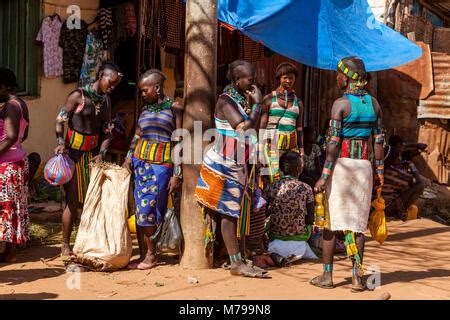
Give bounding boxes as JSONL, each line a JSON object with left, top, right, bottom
{"left": 0, "top": 55, "right": 384, "bottom": 292}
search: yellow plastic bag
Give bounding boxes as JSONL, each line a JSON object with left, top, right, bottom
{"left": 368, "top": 187, "right": 388, "bottom": 244}
{"left": 127, "top": 213, "right": 136, "bottom": 234}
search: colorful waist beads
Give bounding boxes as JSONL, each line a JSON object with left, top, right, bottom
{"left": 66, "top": 128, "right": 99, "bottom": 151}
{"left": 134, "top": 139, "right": 172, "bottom": 164}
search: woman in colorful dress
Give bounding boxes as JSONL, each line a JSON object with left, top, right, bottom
{"left": 311, "top": 57, "right": 384, "bottom": 292}
{"left": 55, "top": 62, "right": 122, "bottom": 257}
{"left": 123, "top": 69, "right": 183, "bottom": 270}
{"left": 195, "top": 60, "right": 268, "bottom": 278}
{"left": 259, "top": 62, "right": 304, "bottom": 183}
{"left": 0, "top": 68, "right": 30, "bottom": 263}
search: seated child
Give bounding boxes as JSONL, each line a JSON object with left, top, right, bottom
{"left": 264, "top": 151, "right": 318, "bottom": 266}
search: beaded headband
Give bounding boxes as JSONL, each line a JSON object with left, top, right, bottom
{"left": 337, "top": 59, "right": 361, "bottom": 81}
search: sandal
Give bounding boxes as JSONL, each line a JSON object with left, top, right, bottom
{"left": 309, "top": 275, "right": 334, "bottom": 289}
{"left": 230, "top": 261, "right": 270, "bottom": 278}
{"left": 351, "top": 277, "right": 367, "bottom": 293}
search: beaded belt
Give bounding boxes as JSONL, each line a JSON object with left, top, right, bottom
{"left": 66, "top": 128, "right": 99, "bottom": 151}
{"left": 339, "top": 139, "right": 369, "bottom": 160}
{"left": 213, "top": 132, "right": 252, "bottom": 164}
{"left": 134, "top": 139, "right": 172, "bottom": 164}
{"left": 269, "top": 130, "right": 298, "bottom": 151}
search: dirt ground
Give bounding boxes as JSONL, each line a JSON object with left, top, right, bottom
{"left": 1, "top": 218, "right": 449, "bottom": 300}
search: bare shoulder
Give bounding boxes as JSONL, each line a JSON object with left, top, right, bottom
{"left": 331, "top": 96, "right": 349, "bottom": 110}
{"left": 330, "top": 96, "right": 349, "bottom": 119}
{"left": 263, "top": 93, "right": 273, "bottom": 103}
{"left": 66, "top": 89, "right": 83, "bottom": 104}
{"left": 171, "top": 100, "right": 184, "bottom": 113}
{"left": 371, "top": 96, "right": 382, "bottom": 113}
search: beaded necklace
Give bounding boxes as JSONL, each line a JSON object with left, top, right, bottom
{"left": 143, "top": 96, "right": 172, "bottom": 113}
{"left": 345, "top": 83, "right": 368, "bottom": 104}
{"left": 83, "top": 84, "right": 106, "bottom": 115}
{"left": 223, "top": 85, "right": 250, "bottom": 114}
{"left": 280, "top": 175, "right": 297, "bottom": 180}
{"left": 277, "top": 86, "right": 296, "bottom": 102}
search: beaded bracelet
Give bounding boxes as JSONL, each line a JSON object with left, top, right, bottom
{"left": 252, "top": 103, "right": 261, "bottom": 113}
{"left": 126, "top": 150, "right": 133, "bottom": 159}
{"left": 57, "top": 136, "right": 65, "bottom": 146}
{"left": 375, "top": 159, "right": 384, "bottom": 175}
{"left": 321, "top": 160, "right": 334, "bottom": 180}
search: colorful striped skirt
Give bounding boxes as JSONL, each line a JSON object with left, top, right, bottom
{"left": 67, "top": 149, "right": 93, "bottom": 204}
{"left": 0, "top": 159, "right": 29, "bottom": 244}
{"left": 132, "top": 157, "right": 172, "bottom": 227}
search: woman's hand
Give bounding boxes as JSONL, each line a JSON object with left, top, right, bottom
{"left": 248, "top": 85, "right": 263, "bottom": 105}
{"left": 167, "top": 176, "right": 181, "bottom": 194}
{"left": 54, "top": 145, "right": 67, "bottom": 155}
{"left": 91, "top": 154, "right": 103, "bottom": 164}
{"left": 314, "top": 177, "right": 327, "bottom": 193}
{"left": 122, "top": 158, "right": 132, "bottom": 173}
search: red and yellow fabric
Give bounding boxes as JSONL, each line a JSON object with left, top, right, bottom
{"left": 339, "top": 139, "right": 369, "bottom": 160}
{"left": 66, "top": 128, "right": 99, "bottom": 151}
{"left": 133, "top": 139, "right": 172, "bottom": 164}
{"left": 271, "top": 130, "right": 298, "bottom": 151}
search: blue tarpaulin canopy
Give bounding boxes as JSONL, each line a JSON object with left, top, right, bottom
{"left": 215, "top": 0, "right": 422, "bottom": 71}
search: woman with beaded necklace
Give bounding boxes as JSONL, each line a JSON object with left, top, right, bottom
{"left": 311, "top": 57, "right": 384, "bottom": 292}
{"left": 195, "top": 60, "right": 268, "bottom": 278}
{"left": 123, "top": 69, "right": 183, "bottom": 270}
{"left": 259, "top": 62, "right": 305, "bottom": 183}
{"left": 54, "top": 62, "right": 122, "bottom": 257}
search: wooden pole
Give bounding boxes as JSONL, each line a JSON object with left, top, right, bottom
{"left": 180, "top": 0, "right": 218, "bottom": 269}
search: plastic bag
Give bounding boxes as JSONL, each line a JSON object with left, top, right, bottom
{"left": 44, "top": 153, "right": 75, "bottom": 186}
{"left": 368, "top": 187, "right": 388, "bottom": 244}
{"left": 73, "top": 162, "right": 132, "bottom": 271}
{"left": 156, "top": 203, "right": 183, "bottom": 255}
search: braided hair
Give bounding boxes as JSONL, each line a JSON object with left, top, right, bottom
{"left": 140, "top": 69, "right": 167, "bottom": 83}
{"left": 338, "top": 56, "right": 367, "bottom": 89}
{"left": 279, "top": 151, "right": 302, "bottom": 177}
{"left": 226, "top": 60, "right": 255, "bottom": 82}
{"left": 99, "top": 61, "right": 123, "bottom": 79}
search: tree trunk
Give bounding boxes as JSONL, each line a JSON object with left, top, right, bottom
{"left": 180, "top": 0, "right": 218, "bottom": 269}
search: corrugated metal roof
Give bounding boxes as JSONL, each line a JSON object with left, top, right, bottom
{"left": 422, "top": 0, "right": 450, "bottom": 16}
{"left": 418, "top": 52, "right": 450, "bottom": 119}
{"left": 429, "top": 0, "right": 450, "bottom": 16}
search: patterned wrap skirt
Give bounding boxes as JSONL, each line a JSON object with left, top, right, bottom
{"left": 0, "top": 159, "right": 29, "bottom": 244}
{"left": 132, "top": 157, "right": 172, "bottom": 227}
{"left": 195, "top": 148, "right": 246, "bottom": 219}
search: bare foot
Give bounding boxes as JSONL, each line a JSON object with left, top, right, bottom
{"left": 252, "top": 255, "right": 275, "bottom": 269}
{"left": 309, "top": 273, "right": 334, "bottom": 289}
{"left": 61, "top": 243, "right": 71, "bottom": 257}
{"left": 127, "top": 255, "right": 146, "bottom": 269}
{"left": 136, "top": 254, "right": 158, "bottom": 270}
